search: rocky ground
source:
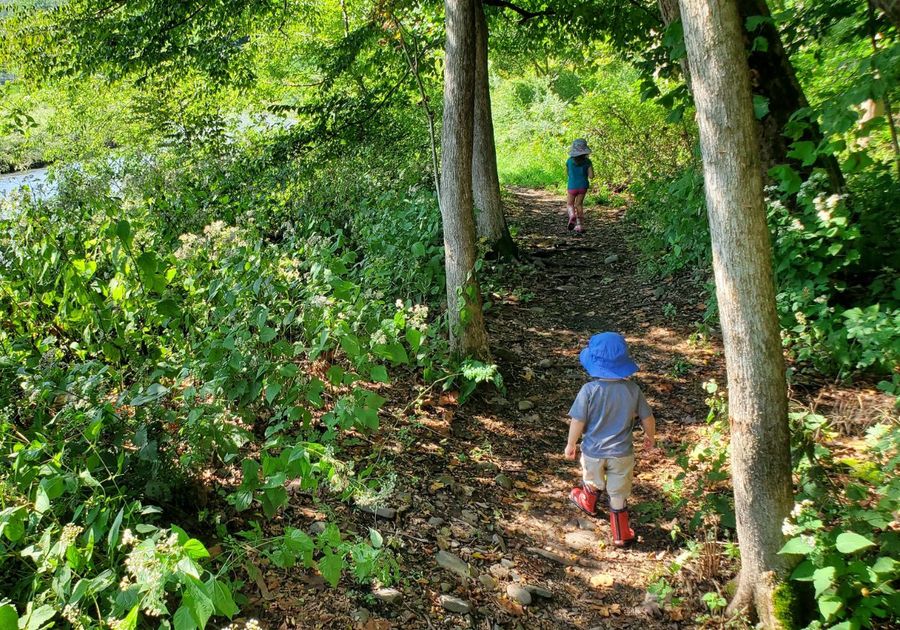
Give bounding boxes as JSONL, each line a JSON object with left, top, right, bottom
{"left": 237, "top": 188, "right": 893, "bottom": 629}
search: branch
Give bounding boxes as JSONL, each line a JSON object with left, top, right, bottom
{"left": 482, "top": 0, "right": 554, "bottom": 23}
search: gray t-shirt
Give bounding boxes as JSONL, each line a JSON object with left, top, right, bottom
{"left": 568, "top": 379, "right": 652, "bottom": 458}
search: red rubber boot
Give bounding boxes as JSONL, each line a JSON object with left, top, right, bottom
{"left": 569, "top": 484, "right": 598, "bottom": 516}
{"left": 609, "top": 507, "right": 635, "bottom": 546}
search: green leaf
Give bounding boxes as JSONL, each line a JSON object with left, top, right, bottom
{"left": 0, "top": 604, "right": 19, "bottom": 630}
{"left": 817, "top": 594, "right": 843, "bottom": 621}
{"left": 265, "top": 382, "right": 282, "bottom": 404}
{"left": 318, "top": 551, "right": 344, "bottom": 587}
{"left": 21, "top": 604, "right": 56, "bottom": 630}
{"left": 768, "top": 164, "right": 802, "bottom": 194}
{"left": 115, "top": 220, "right": 132, "bottom": 247}
{"left": 369, "top": 528, "right": 383, "bottom": 549}
{"left": 813, "top": 566, "right": 836, "bottom": 598}
{"left": 107, "top": 507, "right": 124, "bottom": 552}
{"left": 790, "top": 559, "right": 815, "bottom": 581}
{"left": 745, "top": 15, "right": 771, "bottom": 31}
{"left": 182, "top": 538, "right": 210, "bottom": 560}
{"left": 411, "top": 242, "right": 426, "bottom": 257}
{"left": 787, "top": 141, "right": 817, "bottom": 167}
{"left": 130, "top": 383, "right": 169, "bottom": 406}
{"left": 172, "top": 605, "right": 197, "bottom": 630}
{"left": 184, "top": 578, "right": 214, "bottom": 628}
{"left": 119, "top": 605, "right": 139, "bottom": 630}
{"left": 405, "top": 327, "right": 421, "bottom": 353}
{"left": 753, "top": 94, "right": 770, "bottom": 120}
{"left": 835, "top": 531, "right": 875, "bottom": 554}
{"left": 369, "top": 365, "right": 389, "bottom": 383}
{"left": 208, "top": 578, "right": 239, "bottom": 619}
{"left": 259, "top": 327, "right": 277, "bottom": 343}
{"left": 779, "top": 536, "right": 814, "bottom": 555}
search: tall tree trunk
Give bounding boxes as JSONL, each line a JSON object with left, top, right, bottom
{"left": 472, "top": 0, "right": 517, "bottom": 259}
{"left": 738, "top": 0, "right": 843, "bottom": 190}
{"left": 660, "top": 0, "right": 844, "bottom": 190}
{"left": 441, "top": 0, "right": 491, "bottom": 359}
{"left": 872, "top": 0, "right": 900, "bottom": 30}
{"left": 678, "top": 0, "right": 794, "bottom": 626}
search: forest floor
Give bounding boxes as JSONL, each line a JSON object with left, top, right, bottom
{"left": 247, "top": 188, "right": 893, "bottom": 630}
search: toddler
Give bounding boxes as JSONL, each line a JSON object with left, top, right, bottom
{"left": 565, "top": 332, "right": 656, "bottom": 546}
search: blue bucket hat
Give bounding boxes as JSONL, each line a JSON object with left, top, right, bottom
{"left": 579, "top": 332, "right": 639, "bottom": 379}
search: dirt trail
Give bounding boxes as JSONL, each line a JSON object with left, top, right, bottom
{"left": 264, "top": 188, "right": 728, "bottom": 629}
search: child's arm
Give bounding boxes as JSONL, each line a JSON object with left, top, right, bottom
{"left": 640, "top": 414, "right": 656, "bottom": 450}
{"left": 565, "top": 419, "right": 585, "bottom": 459}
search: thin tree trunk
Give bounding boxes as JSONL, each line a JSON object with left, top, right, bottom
{"left": 441, "top": 0, "right": 491, "bottom": 360}
{"left": 392, "top": 12, "right": 442, "bottom": 204}
{"left": 472, "top": 0, "right": 517, "bottom": 259}
{"left": 678, "top": 0, "right": 794, "bottom": 626}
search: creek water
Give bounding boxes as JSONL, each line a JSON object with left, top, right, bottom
{"left": 0, "top": 166, "right": 53, "bottom": 200}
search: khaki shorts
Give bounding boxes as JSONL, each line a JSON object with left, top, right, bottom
{"left": 581, "top": 453, "right": 635, "bottom": 501}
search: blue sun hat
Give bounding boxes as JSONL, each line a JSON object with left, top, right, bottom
{"left": 579, "top": 332, "right": 639, "bottom": 379}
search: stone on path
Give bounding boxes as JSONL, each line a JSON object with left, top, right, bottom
{"left": 478, "top": 574, "right": 499, "bottom": 591}
{"left": 525, "top": 584, "right": 553, "bottom": 599}
{"left": 564, "top": 530, "right": 597, "bottom": 551}
{"left": 517, "top": 399, "right": 535, "bottom": 411}
{"left": 604, "top": 254, "right": 620, "bottom": 264}
{"left": 526, "top": 546, "right": 575, "bottom": 565}
{"left": 373, "top": 588, "right": 402, "bottom": 604}
{"left": 308, "top": 521, "right": 327, "bottom": 535}
{"left": 494, "top": 473, "right": 513, "bottom": 490}
{"left": 488, "top": 563, "right": 509, "bottom": 580}
{"left": 357, "top": 504, "right": 396, "bottom": 519}
{"left": 440, "top": 595, "right": 472, "bottom": 614}
{"left": 427, "top": 516, "right": 445, "bottom": 527}
{"left": 436, "top": 550, "right": 471, "bottom": 579}
{"left": 506, "top": 583, "right": 533, "bottom": 606}
{"left": 538, "top": 358, "right": 553, "bottom": 369}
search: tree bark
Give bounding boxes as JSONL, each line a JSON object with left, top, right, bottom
{"left": 678, "top": 0, "right": 794, "bottom": 626}
{"left": 441, "top": 0, "right": 491, "bottom": 360}
{"left": 659, "top": 0, "right": 844, "bottom": 190}
{"left": 472, "top": 0, "right": 517, "bottom": 259}
{"left": 872, "top": 0, "right": 900, "bottom": 30}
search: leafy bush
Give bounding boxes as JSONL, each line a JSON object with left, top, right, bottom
{"left": 779, "top": 419, "right": 900, "bottom": 629}
{"left": 0, "top": 140, "right": 459, "bottom": 625}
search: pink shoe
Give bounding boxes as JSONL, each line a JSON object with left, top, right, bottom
{"left": 569, "top": 484, "right": 598, "bottom": 516}
{"left": 566, "top": 208, "right": 575, "bottom": 230}
{"left": 574, "top": 221, "right": 584, "bottom": 234}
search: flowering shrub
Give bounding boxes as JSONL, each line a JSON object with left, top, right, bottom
{"left": 0, "top": 157, "right": 478, "bottom": 626}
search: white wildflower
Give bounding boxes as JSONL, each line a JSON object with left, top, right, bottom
{"left": 395, "top": 299, "right": 404, "bottom": 309}
{"left": 371, "top": 330, "right": 388, "bottom": 346}
{"left": 121, "top": 528, "right": 137, "bottom": 546}
{"left": 244, "top": 619, "right": 263, "bottom": 630}
{"left": 60, "top": 524, "right": 83, "bottom": 546}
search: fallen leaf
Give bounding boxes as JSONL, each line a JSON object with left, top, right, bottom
{"left": 590, "top": 573, "right": 615, "bottom": 588}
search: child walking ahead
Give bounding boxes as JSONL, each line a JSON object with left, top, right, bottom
{"left": 566, "top": 138, "right": 594, "bottom": 233}
{"left": 564, "top": 332, "right": 656, "bottom": 546}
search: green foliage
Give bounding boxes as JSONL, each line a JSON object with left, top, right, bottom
{"left": 664, "top": 380, "right": 735, "bottom": 533}
{"left": 779, "top": 420, "right": 900, "bottom": 629}
{"left": 492, "top": 50, "right": 692, "bottom": 191}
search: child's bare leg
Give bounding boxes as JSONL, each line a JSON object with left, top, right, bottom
{"left": 575, "top": 193, "right": 586, "bottom": 220}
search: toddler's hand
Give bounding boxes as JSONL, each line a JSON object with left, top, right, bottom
{"left": 643, "top": 435, "right": 658, "bottom": 451}
{"left": 564, "top": 443, "right": 577, "bottom": 460}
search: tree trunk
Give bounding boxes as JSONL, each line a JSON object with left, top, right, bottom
{"left": 441, "top": 0, "right": 491, "bottom": 360}
{"left": 660, "top": 0, "right": 844, "bottom": 190}
{"left": 472, "top": 0, "right": 517, "bottom": 259}
{"left": 737, "top": 0, "right": 843, "bottom": 190}
{"left": 873, "top": 0, "right": 900, "bottom": 30}
{"left": 678, "top": 0, "right": 794, "bottom": 626}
